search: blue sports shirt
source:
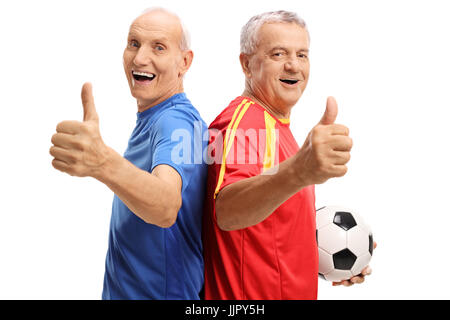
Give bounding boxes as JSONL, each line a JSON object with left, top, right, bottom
{"left": 102, "top": 93, "right": 208, "bottom": 300}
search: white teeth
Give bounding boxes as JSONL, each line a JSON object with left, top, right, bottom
{"left": 132, "top": 71, "right": 155, "bottom": 79}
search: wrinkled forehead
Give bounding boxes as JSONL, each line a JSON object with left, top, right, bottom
{"left": 128, "top": 10, "right": 183, "bottom": 43}
{"left": 256, "top": 22, "right": 310, "bottom": 52}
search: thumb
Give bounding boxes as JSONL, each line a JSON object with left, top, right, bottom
{"left": 81, "top": 82, "right": 99, "bottom": 122}
{"left": 319, "top": 96, "right": 338, "bottom": 125}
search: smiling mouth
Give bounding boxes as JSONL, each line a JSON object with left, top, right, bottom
{"left": 132, "top": 71, "right": 156, "bottom": 82}
{"left": 280, "top": 79, "right": 299, "bottom": 85}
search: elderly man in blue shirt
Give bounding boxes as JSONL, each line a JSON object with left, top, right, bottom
{"left": 50, "top": 8, "right": 208, "bottom": 300}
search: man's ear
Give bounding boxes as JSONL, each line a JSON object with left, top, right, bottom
{"left": 179, "top": 50, "right": 194, "bottom": 77}
{"left": 239, "top": 53, "right": 252, "bottom": 78}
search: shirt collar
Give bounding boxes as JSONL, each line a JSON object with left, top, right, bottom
{"left": 136, "top": 93, "right": 187, "bottom": 121}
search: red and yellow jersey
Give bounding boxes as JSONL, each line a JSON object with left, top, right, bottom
{"left": 203, "top": 96, "right": 318, "bottom": 300}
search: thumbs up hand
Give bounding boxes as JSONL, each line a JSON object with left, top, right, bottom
{"left": 50, "top": 83, "right": 109, "bottom": 178}
{"left": 293, "top": 97, "right": 353, "bottom": 186}
{"left": 319, "top": 96, "right": 339, "bottom": 126}
{"left": 81, "top": 82, "right": 99, "bottom": 123}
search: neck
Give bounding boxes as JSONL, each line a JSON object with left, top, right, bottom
{"left": 138, "top": 83, "right": 184, "bottom": 113}
{"left": 242, "top": 88, "right": 291, "bottom": 120}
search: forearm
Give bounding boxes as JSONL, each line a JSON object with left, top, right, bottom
{"left": 95, "top": 147, "right": 181, "bottom": 228}
{"left": 215, "top": 155, "right": 308, "bottom": 231}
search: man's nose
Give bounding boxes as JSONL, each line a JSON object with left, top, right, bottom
{"left": 133, "top": 46, "right": 152, "bottom": 66}
{"left": 284, "top": 56, "right": 301, "bottom": 73}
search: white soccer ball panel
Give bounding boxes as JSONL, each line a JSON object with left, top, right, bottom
{"left": 318, "top": 248, "right": 334, "bottom": 275}
{"left": 316, "top": 206, "right": 336, "bottom": 229}
{"left": 349, "top": 209, "right": 372, "bottom": 234}
{"left": 351, "top": 252, "right": 372, "bottom": 276}
{"left": 347, "top": 208, "right": 363, "bottom": 224}
{"left": 317, "top": 223, "right": 347, "bottom": 255}
{"left": 323, "top": 270, "right": 353, "bottom": 282}
{"left": 359, "top": 223, "right": 372, "bottom": 237}
{"left": 347, "top": 226, "right": 370, "bottom": 257}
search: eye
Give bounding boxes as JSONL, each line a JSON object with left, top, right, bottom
{"left": 298, "top": 53, "right": 308, "bottom": 59}
{"left": 128, "top": 40, "right": 139, "bottom": 48}
{"left": 155, "top": 44, "right": 165, "bottom": 51}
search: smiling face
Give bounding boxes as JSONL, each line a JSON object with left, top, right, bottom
{"left": 241, "top": 22, "right": 310, "bottom": 117}
{"left": 123, "top": 10, "right": 193, "bottom": 111}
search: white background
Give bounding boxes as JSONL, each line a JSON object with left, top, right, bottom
{"left": 0, "top": 0, "right": 449, "bottom": 299}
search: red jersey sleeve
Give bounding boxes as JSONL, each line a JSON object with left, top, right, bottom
{"left": 208, "top": 97, "right": 268, "bottom": 199}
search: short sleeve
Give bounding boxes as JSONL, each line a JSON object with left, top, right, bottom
{"left": 210, "top": 108, "right": 267, "bottom": 199}
{"left": 151, "top": 108, "right": 206, "bottom": 193}
{"left": 212, "top": 145, "right": 262, "bottom": 199}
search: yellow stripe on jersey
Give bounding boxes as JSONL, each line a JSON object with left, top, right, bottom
{"left": 224, "top": 99, "right": 248, "bottom": 148}
{"left": 279, "top": 118, "right": 290, "bottom": 125}
{"left": 214, "top": 100, "right": 254, "bottom": 199}
{"left": 263, "top": 111, "right": 277, "bottom": 172}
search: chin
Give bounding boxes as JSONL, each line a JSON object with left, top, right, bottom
{"left": 282, "top": 96, "right": 302, "bottom": 108}
{"left": 131, "top": 88, "right": 149, "bottom": 99}
{"left": 130, "top": 90, "right": 141, "bottom": 101}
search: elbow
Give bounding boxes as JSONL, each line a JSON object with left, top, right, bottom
{"left": 216, "top": 202, "right": 237, "bottom": 232}
{"left": 160, "top": 200, "right": 181, "bottom": 228}
{"left": 217, "top": 216, "right": 239, "bottom": 232}
{"left": 146, "top": 208, "right": 178, "bottom": 228}
{"left": 215, "top": 189, "right": 244, "bottom": 231}
{"left": 159, "top": 212, "right": 177, "bottom": 228}
{"left": 145, "top": 196, "right": 181, "bottom": 229}
{"left": 217, "top": 220, "right": 234, "bottom": 232}
{"left": 216, "top": 213, "right": 226, "bottom": 231}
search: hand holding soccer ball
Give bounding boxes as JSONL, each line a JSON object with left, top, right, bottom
{"left": 316, "top": 206, "right": 375, "bottom": 285}
{"left": 332, "top": 245, "right": 376, "bottom": 287}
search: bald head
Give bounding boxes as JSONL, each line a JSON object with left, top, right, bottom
{"left": 132, "top": 7, "right": 190, "bottom": 51}
{"left": 123, "top": 7, "right": 194, "bottom": 111}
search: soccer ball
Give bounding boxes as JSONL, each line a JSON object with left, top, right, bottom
{"left": 316, "top": 206, "right": 374, "bottom": 282}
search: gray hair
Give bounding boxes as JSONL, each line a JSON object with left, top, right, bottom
{"left": 140, "top": 7, "right": 191, "bottom": 51}
{"left": 240, "top": 10, "right": 309, "bottom": 55}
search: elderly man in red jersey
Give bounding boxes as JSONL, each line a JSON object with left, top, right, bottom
{"left": 203, "top": 10, "right": 373, "bottom": 300}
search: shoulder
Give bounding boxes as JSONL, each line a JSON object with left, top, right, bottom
{"left": 209, "top": 97, "right": 266, "bottom": 132}
{"left": 154, "top": 104, "right": 206, "bottom": 135}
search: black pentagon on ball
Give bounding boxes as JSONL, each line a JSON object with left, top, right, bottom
{"left": 333, "top": 249, "right": 357, "bottom": 270}
{"left": 333, "top": 211, "right": 357, "bottom": 231}
{"left": 369, "top": 233, "right": 374, "bottom": 255}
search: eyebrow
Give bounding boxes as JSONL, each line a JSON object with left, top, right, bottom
{"left": 127, "top": 32, "right": 170, "bottom": 43}
{"left": 270, "top": 46, "right": 309, "bottom": 53}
